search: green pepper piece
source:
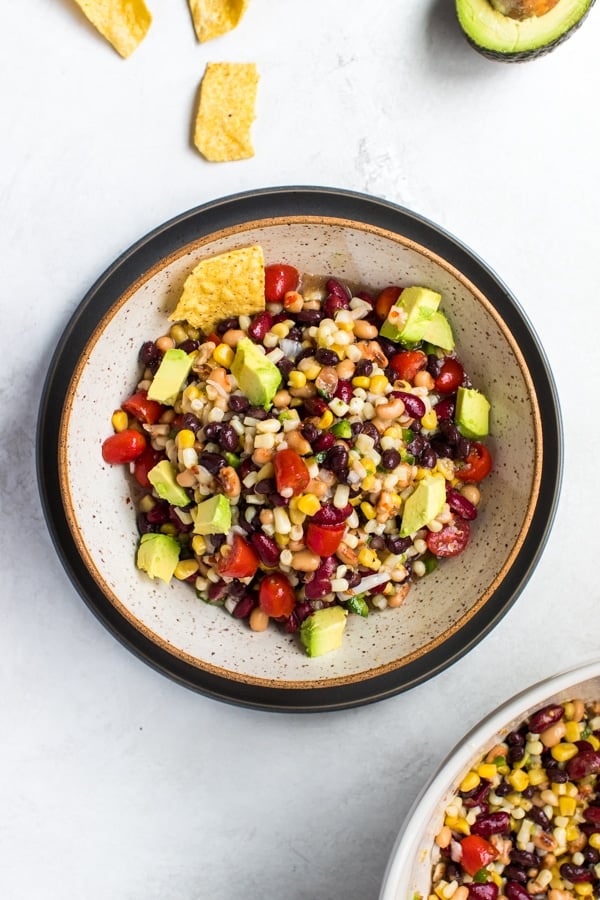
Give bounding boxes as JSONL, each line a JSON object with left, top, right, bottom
{"left": 347, "top": 595, "right": 369, "bottom": 617}
{"left": 331, "top": 421, "right": 352, "bottom": 439}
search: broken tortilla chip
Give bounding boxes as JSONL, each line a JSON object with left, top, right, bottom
{"left": 71, "top": 0, "right": 152, "bottom": 58}
{"left": 194, "top": 62, "right": 259, "bottom": 162}
{"left": 169, "top": 246, "right": 265, "bottom": 334}
{"left": 187, "top": 0, "right": 249, "bottom": 43}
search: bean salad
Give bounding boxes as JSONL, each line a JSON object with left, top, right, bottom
{"left": 101, "top": 263, "right": 493, "bottom": 653}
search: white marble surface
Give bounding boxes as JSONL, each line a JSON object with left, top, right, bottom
{"left": 3, "top": 2, "right": 600, "bottom": 898}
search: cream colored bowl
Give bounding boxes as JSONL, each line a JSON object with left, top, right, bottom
{"left": 37, "top": 187, "right": 562, "bottom": 710}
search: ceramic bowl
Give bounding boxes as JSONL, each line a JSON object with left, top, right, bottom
{"left": 37, "top": 187, "right": 562, "bottom": 711}
{"left": 379, "top": 659, "right": 600, "bottom": 899}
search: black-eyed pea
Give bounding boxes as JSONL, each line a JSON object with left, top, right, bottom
{"left": 290, "top": 549, "right": 320, "bottom": 572}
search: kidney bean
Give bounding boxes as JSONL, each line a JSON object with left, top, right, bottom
{"left": 137, "top": 513, "right": 156, "bottom": 535}
{"left": 584, "top": 806, "right": 600, "bottom": 825}
{"left": 324, "top": 293, "right": 348, "bottom": 317}
{"left": 566, "top": 749, "right": 600, "bottom": 780}
{"left": 304, "top": 577, "right": 332, "bottom": 600}
{"left": 528, "top": 703, "right": 565, "bottom": 734}
{"left": 250, "top": 533, "right": 280, "bottom": 567}
{"left": 314, "top": 431, "right": 336, "bottom": 453}
{"left": 168, "top": 506, "right": 193, "bottom": 533}
{"left": 199, "top": 451, "right": 226, "bottom": 474}
{"left": 315, "top": 556, "right": 338, "bottom": 579}
{"left": 576, "top": 739, "right": 595, "bottom": 753}
{"left": 560, "top": 862, "right": 594, "bottom": 882}
{"left": 146, "top": 502, "right": 169, "bottom": 524}
{"left": 312, "top": 504, "right": 352, "bottom": 525}
{"left": 467, "top": 885, "right": 498, "bottom": 900}
{"left": 208, "top": 580, "right": 228, "bottom": 603}
{"left": 471, "top": 811, "right": 510, "bottom": 837}
{"left": 334, "top": 379, "right": 353, "bottom": 403}
{"left": 446, "top": 488, "right": 478, "bottom": 521}
{"left": 325, "top": 278, "right": 351, "bottom": 301}
{"left": 304, "top": 396, "right": 329, "bottom": 417}
{"left": 248, "top": 310, "right": 273, "bottom": 342}
{"left": 389, "top": 390, "right": 426, "bottom": 419}
{"left": 461, "top": 779, "right": 491, "bottom": 808}
{"left": 231, "top": 592, "right": 256, "bottom": 619}
{"left": 218, "top": 423, "right": 239, "bottom": 452}
{"left": 284, "top": 601, "right": 313, "bottom": 633}
{"left": 504, "top": 884, "right": 529, "bottom": 900}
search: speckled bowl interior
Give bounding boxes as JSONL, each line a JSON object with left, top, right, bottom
{"left": 43, "top": 191, "right": 559, "bottom": 709}
{"left": 379, "top": 660, "right": 600, "bottom": 900}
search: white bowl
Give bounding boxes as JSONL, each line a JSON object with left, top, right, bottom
{"left": 379, "top": 659, "right": 600, "bottom": 899}
{"left": 37, "top": 187, "right": 562, "bottom": 710}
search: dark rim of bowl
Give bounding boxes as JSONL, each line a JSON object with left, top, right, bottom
{"left": 36, "top": 186, "right": 563, "bottom": 712}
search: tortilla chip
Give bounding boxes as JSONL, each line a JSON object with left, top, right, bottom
{"left": 188, "top": 0, "right": 249, "bottom": 42}
{"left": 72, "top": 0, "right": 152, "bottom": 58}
{"left": 194, "top": 62, "right": 258, "bottom": 162}
{"left": 169, "top": 246, "right": 265, "bottom": 334}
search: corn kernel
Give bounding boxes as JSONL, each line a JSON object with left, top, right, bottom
{"left": 174, "top": 559, "right": 199, "bottom": 580}
{"left": 588, "top": 832, "right": 600, "bottom": 850}
{"left": 360, "top": 502, "right": 377, "bottom": 521}
{"left": 444, "top": 815, "right": 470, "bottom": 835}
{"left": 288, "top": 370, "right": 307, "bottom": 389}
{"left": 528, "top": 766, "right": 548, "bottom": 786}
{"left": 213, "top": 343, "right": 234, "bottom": 368}
{"left": 192, "top": 535, "right": 207, "bottom": 556}
{"left": 111, "top": 410, "right": 129, "bottom": 432}
{"left": 507, "top": 769, "right": 530, "bottom": 792}
{"left": 318, "top": 410, "right": 334, "bottom": 429}
{"left": 476, "top": 763, "right": 497, "bottom": 780}
{"left": 361, "top": 474, "right": 377, "bottom": 492}
{"left": 422, "top": 410, "right": 438, "bottom": 430}
{"left": 566, "top": 824, "right": 580, "bottom": 843}
{"left": 369, "top": 374, "right": 388, "bottom": 394}
{"left": 588, "top": 734, "right": 600, "bottom": 750}
{"left": 564, "top": 720, "right": 581, "bottom": 742}
{"left": 352, "top": 376, "right": 371, "bottom": 389}
{"left": 362, "top": 458, "right": 377, "bottom": 475}
{"left": 357, "top": 547, "right": 381, "bottom": 569}
{"left": 177, "top": 428, "right": 196, "bottom": 449}
{"left": 303, "top": 363, "right": 321, "bottom": 381}
{"left": 289, "top": 507, "right": 306, "bottom": 526}
{"left": 275, "top": 533, "right": 290, "bottom": 548}
{"left": 160, "top": 523, "right": 177, "bottom": 536}
{"left": 383, "top": 425, "right": 403, "bottom": 440}
{"left": 459, "top": 771, "right": 480, "bottom": 793}
{"left": 184, "top": 384, "right": 201, "bottom": 401}
{"left": 574, "top": 884, "right": 594, "bottom": 896}
{"left": 297, "top": 493, "right": 321, "bottom": 516}
{"left": 271, "top": 322, "right": 290, "bottom": 338}
{"left": 551, "top": 742, "right": 578, "bottom": 762}
{"left": 490, "top": 872, "right": 502, "bottom": 888}
{"left": 558, "top": 795, "right": 577, "bottom": 817}
{"left": 330, "top": 343, "right": 347, "bottom": 359}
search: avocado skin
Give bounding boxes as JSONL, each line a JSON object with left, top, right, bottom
{"left": 456, "top": 0, "right": 595, "bottom": 61}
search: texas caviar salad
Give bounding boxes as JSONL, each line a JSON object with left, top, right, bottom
{"left": 101, "top": 247, "right": 493, "bottom": 656}
{"left": 429, "top": 699, "right": 600, "bottom": 898}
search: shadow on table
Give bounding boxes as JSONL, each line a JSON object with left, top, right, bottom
{"left": 424, "top": 0, "right": 502, "bottom": 80}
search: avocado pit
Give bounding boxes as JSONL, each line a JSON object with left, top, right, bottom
{"left": 489, "top": 0, "right": 561, "bottom": 18}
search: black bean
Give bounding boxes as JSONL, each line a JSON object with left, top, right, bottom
{"left": 528, "top": 806, "right": 551, "bottom": 830}
{"left": 502, "top": 866, "right": 527, "bottom": 885}
{"left": 277, "top": 358, "right": 294, "bottom": 379}
{"left": 255, "top": 478, "right": 277, "bottom": 495}
{"left": 360, "top": 422, "right": 380, "bottom": 447}
{"left": 199, "top": 451, "right": 226, "bottom": 474}
{"left": 177, "top": 339, "right": 199, "bottom": 354}
{"left": 216, "top": 316, "right": 239, "bottom": 335}
{"left": 181, "top": 413, "right": 202, "bottom": 433}
{"left": 139, "top": 340, "right": 159, "bottom": 366}
{"left": 203, "top": 422, "right": 222, "bottom": 442}
{"left": 247, "top": 406, "right": 268, "bottom": 420}
{"left": 218, "top": 423, "right": 239, "bottom": 452}
{"left": 295, "top": 309, "right": 323, "bottom": 325}
{"left": 421, "top": 446, "right": 437, "bottom": 468}
{"left": 381, "top": 449, "right": 401, "bottom": 470}
{"left": 315, "top": 348, "right": 340, "bottom": 366}
{"left": 509, "top": 849, "right": 538, "bottom": 868}
{"left": 456, "top": 437, "right": 472, "bottom": 460}
{"left": 287, "top": 326, "right": 303, "bottom": 342}
{"left": 386, "top": 535, "right": 412, "bottom": 554}
{"left": 301, "top": 423, "right": 319, "bottom": 444}
{"left": 354, "top": 360, "right": 373, "bottom": 377}
{"left": 427, "top": 354, "right": 444, "bottom": 378}
{"left": 228, "top": 394, "right": 250, "bottom": 413}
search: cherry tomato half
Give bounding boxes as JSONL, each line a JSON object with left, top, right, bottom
{"left": 121, "top": 390, "right": 164, "bottom": 425}
{"left": 426, "top": 518, "right": 471, "bottom": 558}
{"left": 264, "top": 264, "right": 299, "bottom": 303}
{"left": 374, "top": 285, "right": 403, "bottom": 321}
{"left": 459, "top": 834, "right": 498, "bottom": 876}
{"left": 434, "top": 357, "right": 464, "bottom": 394}
{"left": 132, "top": 445, "right": 164, "bottom": 489}
{"left": 457, "top": 442, "right": 493, "bottom": 483}
{"left": 389, "top": 350, "right": 428, "bottom": 384}
{"left": 305, "top": 523, "right": 346, "bottom": 557}
{"left": 259, "top": 572, "right": 296, "bottom": 618}
{"left": 273, "top": 449, "right": 310, "bottom": 497}
{"left": 217, "top": 534, "right": 260, "bottom": 579}
{"left": 102, "top": 429, "right": 147, "bottom": 464}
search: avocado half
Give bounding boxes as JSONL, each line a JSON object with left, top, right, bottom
{"left": 456, "top": 0, "right": 595, "bottom": 61}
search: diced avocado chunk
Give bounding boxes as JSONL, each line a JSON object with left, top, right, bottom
{"left": 300, "top": 606, "right": 348, "bottom": 657}
{"left": 148, "top": 460, "right": 191, "bottom": 507}
{"left": 455, "top": 386, "right": 491, "bottom": 440}
{"left": 420, "top": 311, "right": 454, "bottom": 351}
{"left": 231, "top": 337, "right": 282, "bottom": 409}
{"left": 136, "top": 533, "right": 180, "bottom": 583}
{"left": 191, "top": 494, "right": 232, "bottom": 535}
{"left": 400, "top": 474, "right": 446, "bottom": 537}
{"left": 147, "top": 348, "right": 194, "bottom": 405}
{"left": 379, "top": 286, "right": 442, "bottom": 344}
